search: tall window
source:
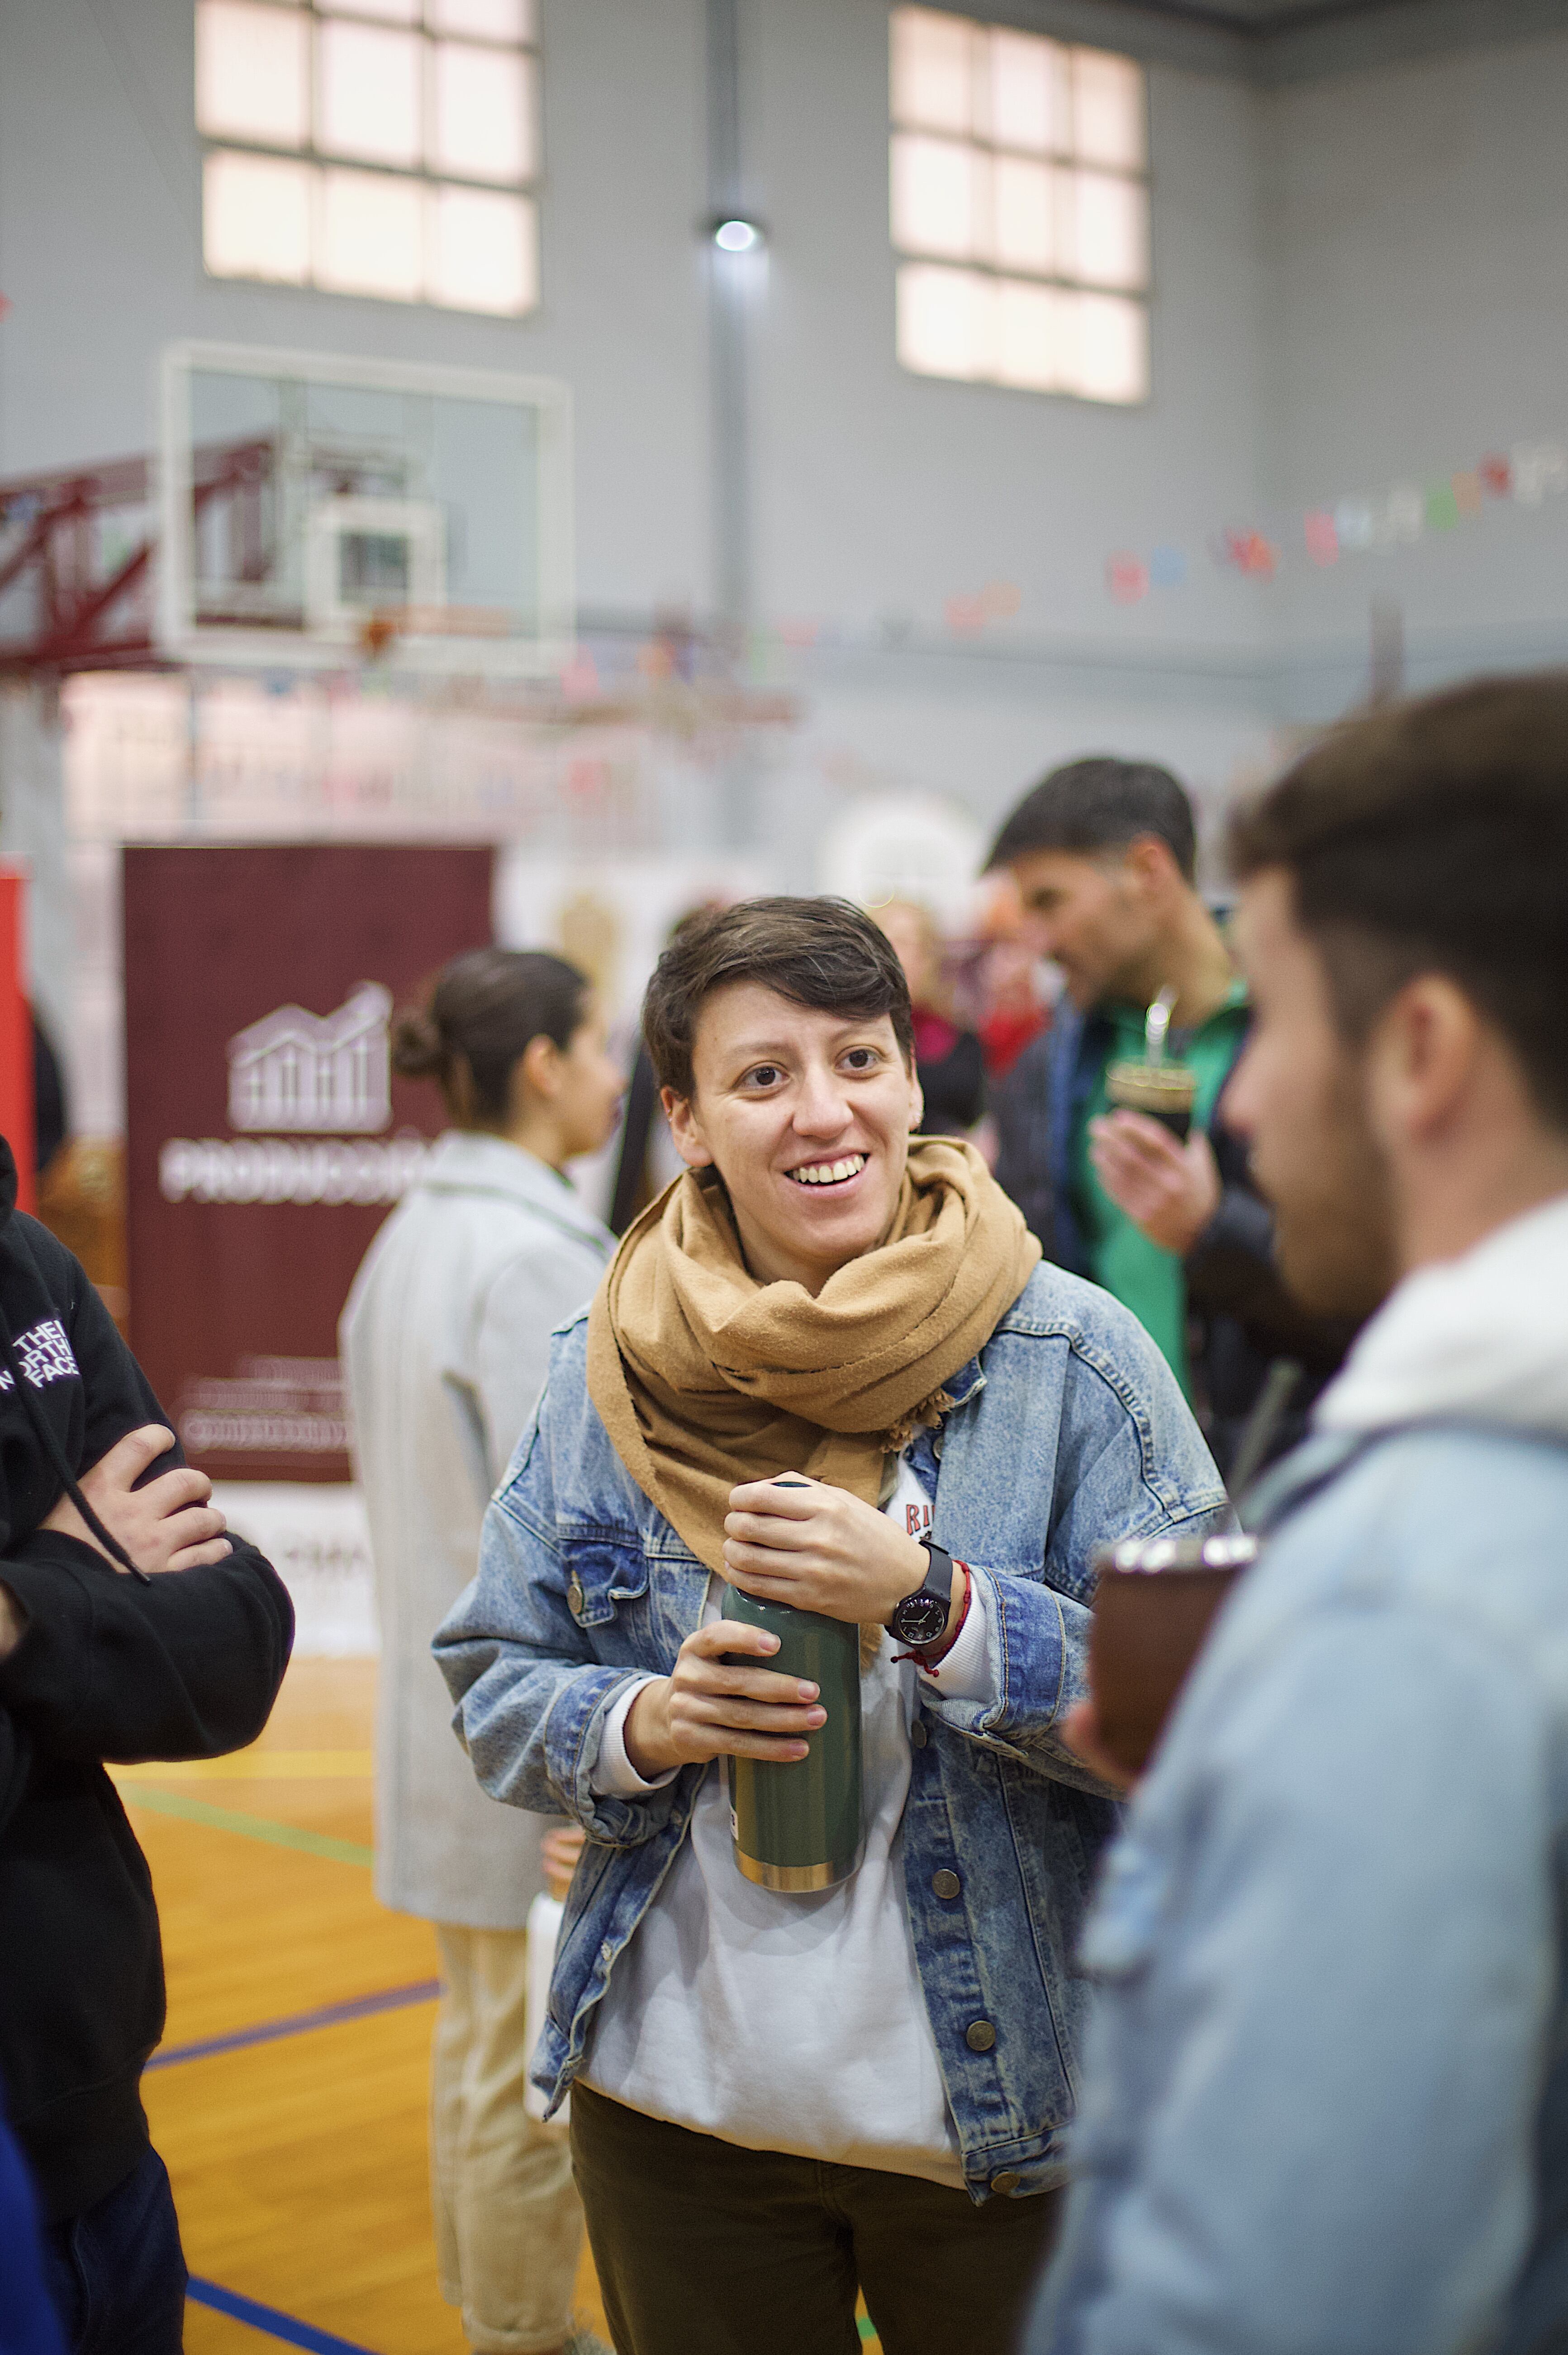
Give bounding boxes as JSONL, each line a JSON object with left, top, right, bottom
{"left": 890, "top": 7, "right": 1148, "bottom": 404}
{"left": 198, "top": 0, "right": 539, "bottom": 317}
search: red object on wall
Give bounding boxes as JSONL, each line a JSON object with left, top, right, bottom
{"left": 0, "top": 869, "right": 36, "bottom": 1214}
{"left": 124, "top": 844, "right": 494, "bottom": 1482}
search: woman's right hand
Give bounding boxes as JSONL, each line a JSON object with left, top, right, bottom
{"left": 622, "top": 1620, "right": 826, "bottom": 1781}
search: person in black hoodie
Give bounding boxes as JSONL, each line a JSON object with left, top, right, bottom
{"left": 0, "top": 1137, "right": 294, "bottom": 2352}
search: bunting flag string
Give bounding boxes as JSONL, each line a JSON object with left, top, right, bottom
{"left": 1105, "top": 435, "right": 1568, "bottom": 605}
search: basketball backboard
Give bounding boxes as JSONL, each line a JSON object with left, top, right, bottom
{"left": 157, "top": 342, "right": 572, "bottom": 675}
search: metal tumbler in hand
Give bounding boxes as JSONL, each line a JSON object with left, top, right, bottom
{"left": 721, "top": 1481, "right": 864, "bottom": 1892}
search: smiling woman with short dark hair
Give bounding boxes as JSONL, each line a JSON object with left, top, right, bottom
{"left": 435, "top": 894, "right": 1226, "bottom": 2355}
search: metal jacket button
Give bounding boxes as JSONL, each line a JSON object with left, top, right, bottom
{"left": 932, "top": 1869, "right": 960, "bottom": 1900}
{"left": 910, "top": 1720, "right": 928, "bottom": 1749}
{"left": 567, "top": 1573, "right": 585, "bottom": 1621}
{"left": 966, "top": 2020, "right": 996, "bottom": 2053}
{"left": 991, "top": 2171, "right": 1021, "bottom": 2194}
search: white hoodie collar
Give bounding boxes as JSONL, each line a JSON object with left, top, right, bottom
{"left": 1316, "top": 1189, "right": 1568, "bottom": 1442}
{"left": 415, "top": 1129, "right": 611, "bottom": 1252}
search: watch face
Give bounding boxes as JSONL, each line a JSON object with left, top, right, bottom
{"left": 893, "top": 1591, "right": 949, "bottom": 1646}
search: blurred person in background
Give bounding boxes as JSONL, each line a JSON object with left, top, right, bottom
{"left": 988, "top": 757, "right": 1353, "bottom": 1483}
{"left": 976, "top": 932, "right": 1051, "bottom": 1085}
{"left": 32, "top": 1015, "right": 66, "bottom": 1186}
{"left": 979, "top": 883, "right": 1059, "bottom": 1252}
{"left": 0, "top": 1132, "right": 292, "bottom": 2355}
{"left": 1034, "top": 676, "right": 1568, "bottom": 2355}
{"left": 874, "top": 898, "right": 987, "bottom": 1136}
{"left": 340, "top": 949, "right": 622, "bottom": 2355}
{"left": 435, "top": 897, "right": 1226, "bottom": 2355}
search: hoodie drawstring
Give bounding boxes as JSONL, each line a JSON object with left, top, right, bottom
{"left": 0, "top": 1299, "right": 151, "bottom": 1583}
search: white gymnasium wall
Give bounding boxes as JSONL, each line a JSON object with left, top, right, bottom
{"left": 4, "top": 0, "right": 1568, "bottom": 890}
{"left": 733, "top": 7, "right": 1284, "bottom": 868}
{"left": 1262, "top": 21, "right": 1568, "bottom": 717}
{"left": 747, "top": 9, "right": 1271, "bottom": 653}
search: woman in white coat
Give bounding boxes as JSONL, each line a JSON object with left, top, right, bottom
{"left": 341, "top": 947, "right": 622, "bottom": 2355}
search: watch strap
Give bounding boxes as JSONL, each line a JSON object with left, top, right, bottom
{"left": 918, "top": 1536, "right": 955, "bottom": 1601}
{"left": 889, "top": 1537, "right": 955, "bottom": 1642}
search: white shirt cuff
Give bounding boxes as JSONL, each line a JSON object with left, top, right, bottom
{"left": 589, "top": 1674, "right": 680, "bottom": 1797}
{"left": 918, "top": 1566, "right": 993, "bottom": 1703}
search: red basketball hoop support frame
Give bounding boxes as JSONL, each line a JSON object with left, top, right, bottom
{"left": 0, "top": 439, "right": 274, "bottom": 675}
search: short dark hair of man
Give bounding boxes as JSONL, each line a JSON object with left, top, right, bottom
{"left": 986, "top": 757, "right": 1197, "bottom": 883}
{"left": 1228, "top": 673, "right": 1568, "bottom": 1130}
{"left": 642, "top": 896, "right": 915, "bottom": 1099}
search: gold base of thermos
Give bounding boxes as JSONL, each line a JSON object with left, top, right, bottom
{"left": 731, "top": 1845, "right": 864, "bottom": 1893}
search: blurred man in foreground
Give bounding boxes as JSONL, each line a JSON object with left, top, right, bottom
{"left": 988, "top": 758, "right": 1352, "bottom": 1479}
{"left": 1031, "top": 676, "right": 1568, "bottom": 2355}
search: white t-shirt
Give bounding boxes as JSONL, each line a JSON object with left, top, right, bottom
{"left": 578, "top": 1458, "right": 993, "bottom": 2188}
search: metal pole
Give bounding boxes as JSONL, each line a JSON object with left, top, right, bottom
{"left": 707, "top": 0, "right": 751, "bottom": 638}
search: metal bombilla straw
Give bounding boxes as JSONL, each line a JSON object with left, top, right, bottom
{"left": 1145, "top": 983, "right": 1178, "bottom": 1066}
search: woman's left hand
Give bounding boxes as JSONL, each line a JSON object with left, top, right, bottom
{"left": 722, "top": 1477, "right": 928, "bottom": 1626}
{"left": 541, "top": 1823, "right": 586, "bottom": 1902}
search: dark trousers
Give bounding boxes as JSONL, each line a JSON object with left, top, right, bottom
{"left": 41, "top": 2145, "right": 187, "bottom": 2355}
{"left": 570, "top": 2081, "right": 1061, "bottom": 2355}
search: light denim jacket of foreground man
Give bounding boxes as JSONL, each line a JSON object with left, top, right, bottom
{"left": 435, "top": 1261, "right": 1226, "bottom": 2199}
{"left": 1032, "top": 1191, "right": 1568, "bottom": 2355}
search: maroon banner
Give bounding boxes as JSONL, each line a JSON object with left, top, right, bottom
{"left": 124, "top": 843, "right": 494, "bottom": 1481}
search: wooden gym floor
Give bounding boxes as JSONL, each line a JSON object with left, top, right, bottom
{"left": 114, "top": 1657, "right": 884, "bottom": 2355}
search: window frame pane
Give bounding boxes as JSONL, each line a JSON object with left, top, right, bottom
{"left": 314, "top": 163, "right": 426, "bottom": 299}
{"left": 431, "top": 38, "right": 534, "bottom": 185}
{"left": 428, "top": 182, "right": 537, "bottom": 313}
{"left": 196, "top": 0, "right": 310, "bottom": 150}
{"left": 896, "top": 260, "right": 994, "bottom": 382}
{"left": 890, "top": 6, "right": 974, "bottom": 137}
{"left": 891, "top": 131, "right": 984, "bottom": 263}
{"left": 203, "top": 147, "right": 313, "bottom": 282}
{"left": 1064, "top": 167, "right": 1148, "bottom": 292}
{"left": 889, "top": 7, "right": 1149, "bottom": 403}
{"left": 315, "top": 17, "right": 423, "bottom": 169}
{"left": 197, "top": 0, "right": 541, "bottom": 316}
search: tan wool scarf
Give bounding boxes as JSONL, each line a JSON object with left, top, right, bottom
{"left": 586, "top": 1136, "right": 1041, "bottom": 1606}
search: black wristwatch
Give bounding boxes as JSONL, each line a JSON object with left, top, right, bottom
{"left": 888, "top": 1537, "right": 955, "bottom": 1648}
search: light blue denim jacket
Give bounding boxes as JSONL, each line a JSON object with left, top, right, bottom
{"left": 435, "top": 1259, "right": 1226, "bottom": 2200}
{"left": 1031, "top": 1417, "right": 1568, "bottom": 2352}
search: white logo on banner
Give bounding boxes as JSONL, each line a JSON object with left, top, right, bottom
{"left": 226, "top": 983, "right": 393, "bottom": 1135}
{"left": 158, "top": 1135, "right": 428, "bottom": 1207}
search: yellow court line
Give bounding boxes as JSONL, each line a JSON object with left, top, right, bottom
{"left": 113, "top": 1750, "right": 374, "bottom": 1783}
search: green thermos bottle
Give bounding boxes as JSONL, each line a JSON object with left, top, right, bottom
{"left": 721, "top": 1483, "right": 864, "bottom": 1893}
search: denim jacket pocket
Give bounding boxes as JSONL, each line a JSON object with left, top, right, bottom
{"left": 559, "top": 1534, "right": 651, "bottom": 1630}
{"left": 1078, "top": 1836, "right": 1170, "bottom": 1983}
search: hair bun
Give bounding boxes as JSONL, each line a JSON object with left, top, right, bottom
{"left": 390, "top": 1005, "right": 446, "bottom": 1079}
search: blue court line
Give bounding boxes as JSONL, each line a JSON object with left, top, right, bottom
{"left": 186, "top": 2278, "right": 380, "bottom": 2353}
{"left": 147, "top": 1978, "right": 440, "bottom": 2070}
